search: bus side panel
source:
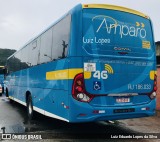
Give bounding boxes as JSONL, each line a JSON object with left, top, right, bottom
{"left": 18, "top": 86, "right": 28, "bottom": 103}
{"left": 7, "top": 57, "right": 70, "bottom": 121}
{"left": 68, "top": 57, "right": 83, "bottom": 121}
{"left": 8, "top": 72, "right": 20, "bottom": 100}
{"left": 43, "top": 89, "right": 69, "bottom": 120}
{"left": 68, "top": 5, "right": 84, "bottom": 122}
{"left": 43, "top": 59, "right": 69, "bottom": 121}
{"left": 17, "top": 69, "right": 29, "bottom": 103}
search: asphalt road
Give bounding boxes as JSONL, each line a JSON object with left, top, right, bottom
{"left": 0, "top": 94, "right": 159, "bottom": 142}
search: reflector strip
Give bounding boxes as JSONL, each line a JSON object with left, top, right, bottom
{"left": 46, "top": 69, "right": 92, "bottom": 80}
{"left": 46, "top": 68, "right": 82, "bottom": 80}
{"left": 93, "top": 110, "right": 105, "bottom": 114}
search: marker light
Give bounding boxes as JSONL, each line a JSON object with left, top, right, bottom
{"left": 83, "top": 5, "right": 88, "bottom": 8}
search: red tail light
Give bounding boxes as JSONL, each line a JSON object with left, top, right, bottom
{"left": 148, "top": 74, "right": 157, "bottom": 99}
{"left": 153, "top": 74, "right": 157, "bottom": 91}
{"left": 72, "top": 73, "right": 94, "bottom": 102}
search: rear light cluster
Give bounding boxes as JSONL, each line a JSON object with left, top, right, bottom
{"left": 153, "top": 74, "right": 157, "bottom": 91}
{"left": 72, "top": 73, "right": 94, "bottom": 103}
{"left": 149, "top": 74, "right": 157, "bottom": 100}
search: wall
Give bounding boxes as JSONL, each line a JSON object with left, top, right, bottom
{"left": 157, "top": 67, "right": 160, "bottom": 110}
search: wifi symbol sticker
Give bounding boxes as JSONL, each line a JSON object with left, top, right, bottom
{"left": 105, "top": 64, "right": 114, "bottom": 74}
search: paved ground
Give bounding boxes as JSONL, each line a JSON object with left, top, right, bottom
{"left": 119, "top": 112, "right": 160, "bottom": 133}
{"left": 0, "top": 95, "right": 160, "bottom": 142}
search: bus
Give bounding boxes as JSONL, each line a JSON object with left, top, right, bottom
{"left": 5, "top": 4, "right": 156, "bottom": 122}
{"left": 0, "top": 66, "right": 5, "bottom": 96}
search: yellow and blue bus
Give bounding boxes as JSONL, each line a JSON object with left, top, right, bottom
{"left": 5, "top": 4, "right": 157, "bottom": 122}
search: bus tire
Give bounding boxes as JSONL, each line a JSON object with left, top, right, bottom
{"left": 6, "top": 89, "right": 13, "bottom": 103}
{"left": 27, "top": 95, "right": 34, "bottom": 120}
{"left": 0, "top": 93, "right": 2, "bottom": 96}
{"left": 6, "top": 88, "right": 8, "bottom": 97}
{"left": 2, "top": 87, "right": 4, "bottom": 94}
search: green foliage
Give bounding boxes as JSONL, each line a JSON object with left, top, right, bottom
{"left": 0, "top": 48, "right": 16, "bottom": 66}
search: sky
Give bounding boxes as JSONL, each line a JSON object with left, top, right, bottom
{"left": 0, "top": 0, "right": 159, "bottom": 50}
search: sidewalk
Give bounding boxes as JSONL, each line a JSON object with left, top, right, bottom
{"left": 119, "top": 110, "right": 160, "bottom": 133}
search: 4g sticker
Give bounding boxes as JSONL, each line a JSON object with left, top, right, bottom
{"left": 93, "top": 70, "right": 108, "bottom": 79}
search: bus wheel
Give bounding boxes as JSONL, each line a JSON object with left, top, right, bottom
{"left": 6, "top": 88, "right": 8, "bottom": 97}
{"left": 27, "top": 95, "right": 34, "bottom": 120}
{"left": 6, "top": 89, "right": 13, "bottom": 103}
{"left": 0, "top": 93, "right": 2, "bottom": 96}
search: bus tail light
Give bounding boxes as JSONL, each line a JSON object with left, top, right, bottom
{"left": 72, "top": 73, "right": 94, "bottom": 102}
{"left": 148, "top": 74, "right": 157, "bottom": 99}
{"left": 153, "top": 74, "right": 157, "bottom": 91}
{"left": 150, "top": 92, "right": 156, "bottom": 99}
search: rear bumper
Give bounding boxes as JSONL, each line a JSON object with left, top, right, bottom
{"left": 69, "top": 98, "right": 156, "bottom": 123}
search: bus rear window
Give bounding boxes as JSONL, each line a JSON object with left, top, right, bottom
{"left": 82, "top": 9, "right": 154, "bottom": 56}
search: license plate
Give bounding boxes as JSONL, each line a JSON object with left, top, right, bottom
{"left": 114, "top": 108, "right": 135, "bottom": 113}
{"left": 116, "top": 98, "right": 130, "bottom": 103}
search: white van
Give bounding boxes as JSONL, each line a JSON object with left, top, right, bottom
{"left": 0, "top": 84, "right": 2, "bottom": 96}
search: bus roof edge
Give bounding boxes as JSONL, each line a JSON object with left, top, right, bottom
{"left": 82, "top": 4, "right": 149, "bottom": 19}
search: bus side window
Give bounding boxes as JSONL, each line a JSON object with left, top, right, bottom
{"left": 12, "top": 54, "right": 21, "bottom": 72}
{"left": 20, "top": 46, "right": 29, "bottom": 69}
{"left": 52, "top": 14, "right": 71, "bottom": 60}
{"left": 61, "top": 40, "right": 68, "bottom": 58}
{"left": 39, "top": 28, "right": 52, "bottom": 63}
{"left": 28, "top": 38, "right": 40, "bottom": 66}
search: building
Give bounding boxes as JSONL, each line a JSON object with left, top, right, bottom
{"left": 156, "top": 41, "right": 160, "bottom": 65}
{"left": 156, "top": 41, "right": 160, "bottom": 55}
